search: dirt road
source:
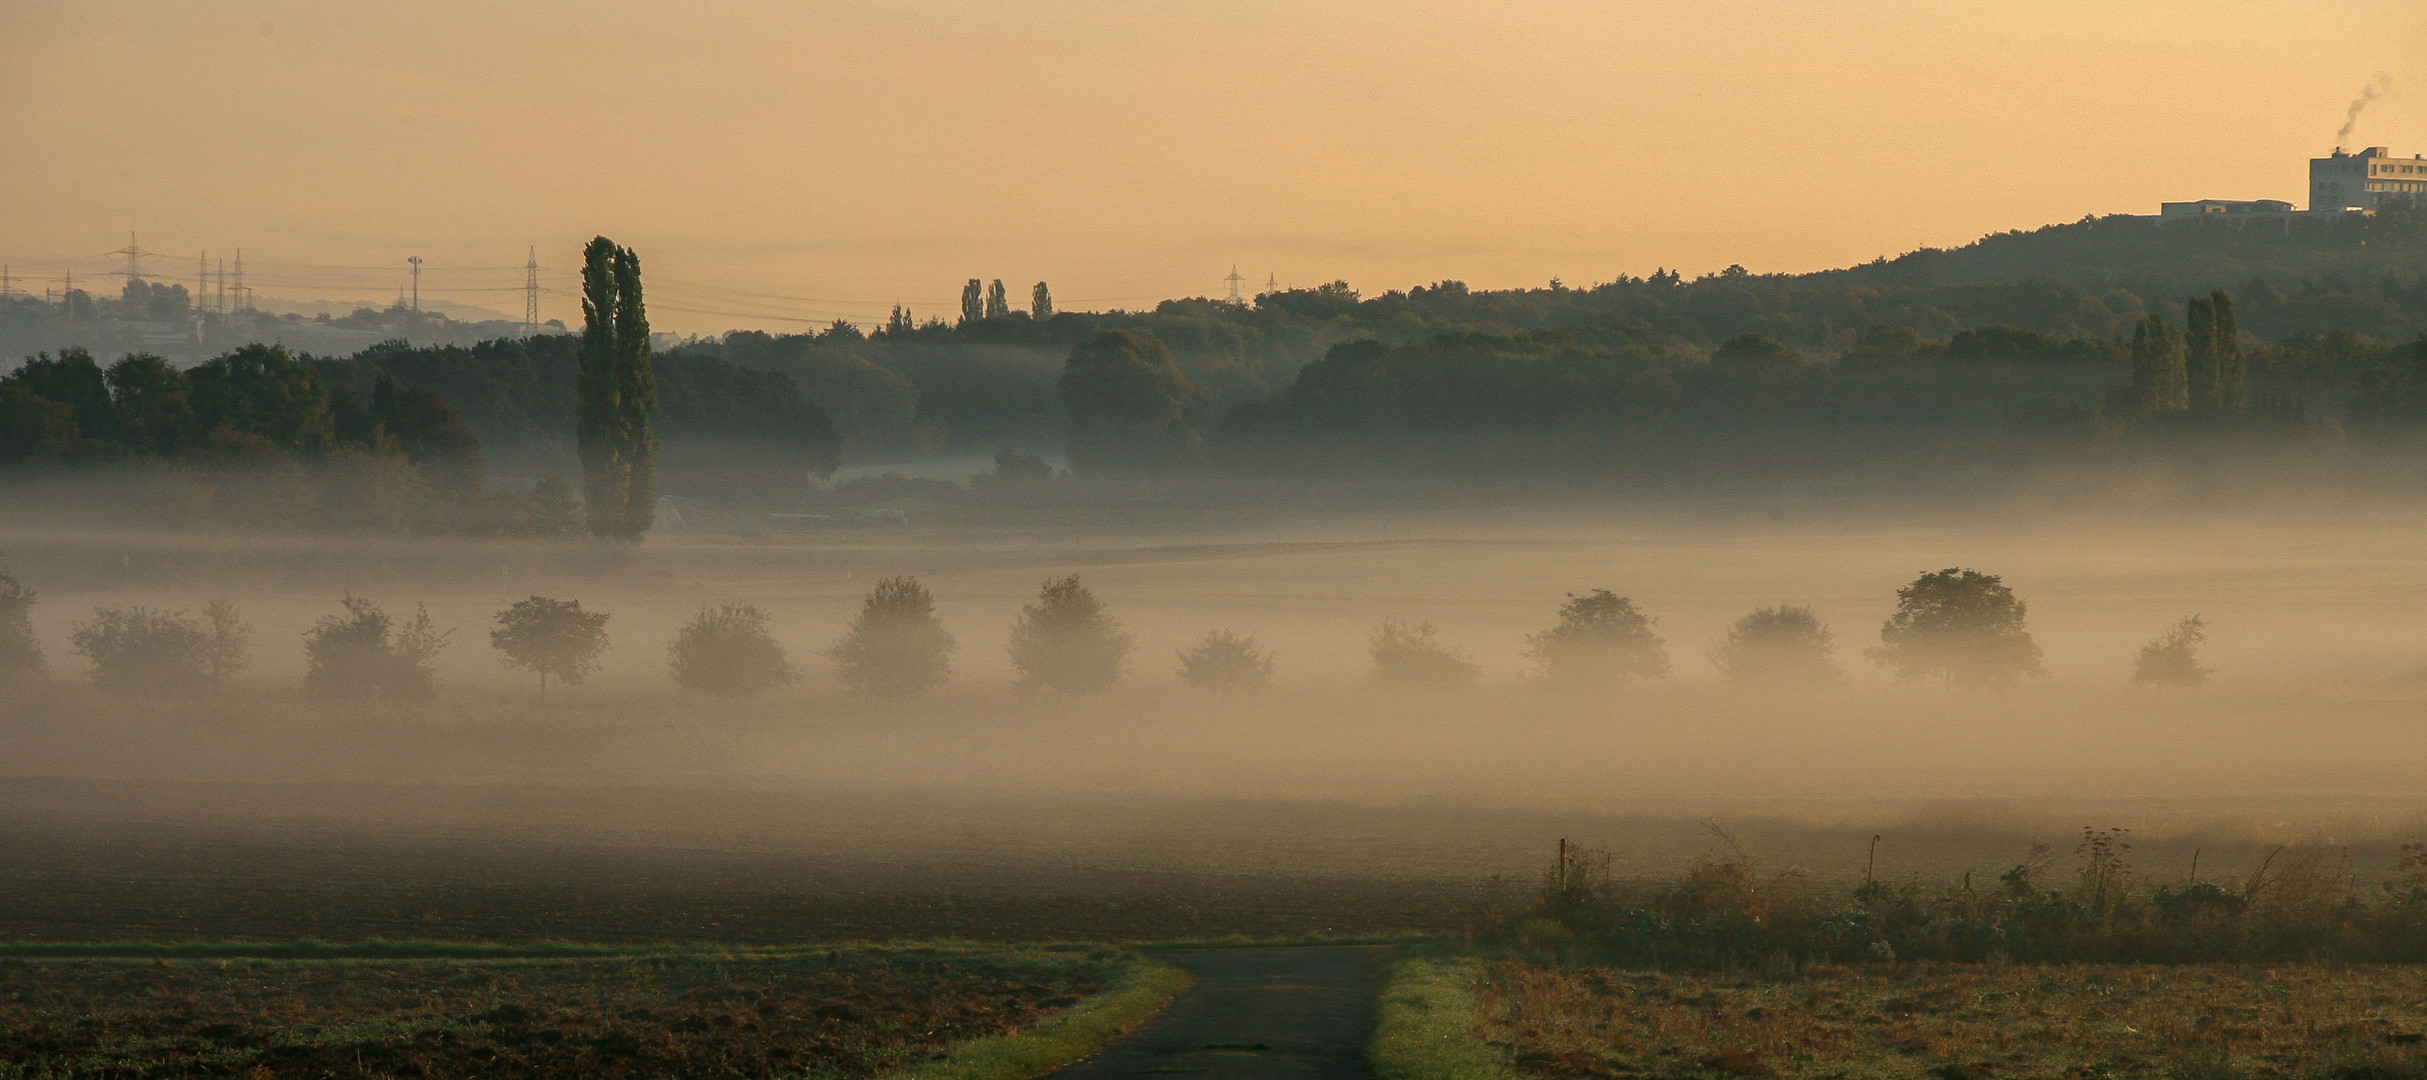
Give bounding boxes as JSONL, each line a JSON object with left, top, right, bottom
{"left": 1050, "top": 946, "right": 1384, "bottom": 1079}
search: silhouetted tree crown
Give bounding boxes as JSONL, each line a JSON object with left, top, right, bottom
{"left": 669, "top": 602, "right": 800, "bottom": 698}
{"left": 1525, "top": 590, "right": 1668, "bottom": 686}
{"left": 829, "top": 576, "right": 954, "bottom": 699}
{"left": 1176, "top": 629, "right": 1274, "bottom": 691}
{"left": 68, "top": 603, "right": 246, "bottom": 696}
{"left": 489, "top": 596, "right": 611, "bottom": 697}
{"left": 0, "top": 560, "right": 41, "bottom": 682}
{"left": 1708, "top": 604, "right": 1839, "bottom": 687}
{"left": 1008, "top": 575, "right": 1131, "bottom": 695}
{"left": 1866, "top": 568, "right": 2046, "bottom": 690}
{"left": 1060, "top": 330, "right": 1198, "bottom": 470}
{"left": 1368, "top": 617, "right": 1480, "bottom": 690}
{"left": 2133, "top": 615, "right": 2211, "bottom": 687}
{"left": 578, "top": 236, "right": 657, "bottom": 541}
{"left": 302, "top": 595, "right": 449, "bottom": 701}
{"left": 2129, "top": 313, "right": 2187, "bottom": 413}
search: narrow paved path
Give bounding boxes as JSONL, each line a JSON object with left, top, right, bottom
{"left": 1050, "top": 945, "right": 1384, "bottom": 1079}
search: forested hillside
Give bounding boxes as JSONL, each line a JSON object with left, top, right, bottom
{"left": 11, "top": 208, "right": 2427, "bottom": 488}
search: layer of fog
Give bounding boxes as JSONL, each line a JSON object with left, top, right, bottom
{"left": 8, "top": 488, "right": 2427, "bottom": 883}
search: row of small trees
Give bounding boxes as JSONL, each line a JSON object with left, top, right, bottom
{"left": 0, "top": 563, "right": 2215, "bottom": 699}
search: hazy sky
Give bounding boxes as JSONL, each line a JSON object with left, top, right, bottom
{"left": 4, "top": 0, "right": 2422, "bottom": 332}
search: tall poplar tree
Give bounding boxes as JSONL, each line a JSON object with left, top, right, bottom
{"left": 576, "top": 238, "right": 625, "bottom": 537}
{"left": 1031, "top": 281, "right": 1054, "bottom": 321}
{"left": 2184, "top": 295, "right": 2219, "bottom": 411}
{"left": 575, "top": 236, "right": 658, "bottom": 541}
{"left": 612, "top": 245, "right": 658, "bottom": 537}
{"left": 960, "top": 279, "right": 984, "bottom": 326}
{"left": 2129, "top": 313, "right": 2187, "bottom": 414}
{"left": 2210, "top": 290, "right": 2245, "bottom": 412}
{"left": 984, "top": 279, "right": 1010, "bottom": 319}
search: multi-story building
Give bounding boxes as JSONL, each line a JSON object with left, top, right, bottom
{"left": 2311, "top": 147, "right": 2427, "bottom": 212}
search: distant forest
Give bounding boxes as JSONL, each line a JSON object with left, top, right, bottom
{"left": 10, "top": 207, "right": 2427, "bottom": 507}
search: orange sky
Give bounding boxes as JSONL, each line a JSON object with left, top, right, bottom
{"left": 3, "top": 0, "right": 2422, "bottom": 333}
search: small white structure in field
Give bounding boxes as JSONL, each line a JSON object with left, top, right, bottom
{"left": 860, "top": 507, "right": 908, "bottom": 526}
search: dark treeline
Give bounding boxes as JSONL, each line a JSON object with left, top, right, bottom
{"left": 669, "top": 211, "right": 2427, "bottom": 472}
{"left": 12, "top": 210, "right": 2427, "bottom": 515}
{"left": 0, "top": 334, "right": 841, "bottom": 533}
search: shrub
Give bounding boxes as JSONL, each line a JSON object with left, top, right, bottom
{"left": 2133, "top": 615, "right": 2210, "bottom": 686}
{"left": 490, "top": 596, "right": 612, "bottom": 697}
{"left": 1175, "top": 629, "right": 1274, "bottom": 691}
{"left": 69, "top": 607, "right": 208, "bottom": 695}
{"left": 1470, "top": 833, "right": 2427, "bottom": 968}
{"left": 669, "top": 602, "right": 800, "bottom": 697}
{"left": 0, "top": 560, "right": 40, "bottom": 682}
{"left": 829, "top": 576, "right": 953, "bottom": 698}
{"left": 199, "top": 598, "right": 251, "bottom": 686}
{"left": 1007, "top": 575, "right": 1131, "bottom": 695}
{"left": 65, "top": 600, "right": 247, "bottom": 695}
{"left": 1524, "top": 590, "right": 1668, "bottom": 686}
{"left": 302, "top": 595, "right": 448, "bottom": 700}
{"left": 1865, "top": 568, "right": 2045, "bottom": 690}
{"left": 1708, "top": 604, "right": 1839, "bottom": 687}
{"left": 1369, "top": 617, "right": 1480, "bottom": 690}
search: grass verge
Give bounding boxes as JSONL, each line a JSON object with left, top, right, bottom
{"left": 887, "top": 951, "right": 1193, "bottom": 1080}
{"left": 1368, "top": 955, "right": 1526, "bottom": 1080}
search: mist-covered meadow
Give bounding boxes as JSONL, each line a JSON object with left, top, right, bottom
{"left": 8, "top": 484, "right": 2427, "bottom": 898}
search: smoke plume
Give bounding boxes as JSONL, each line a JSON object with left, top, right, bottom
{"left": 2337, "top": 74, "right": 2395, "bottom": 146}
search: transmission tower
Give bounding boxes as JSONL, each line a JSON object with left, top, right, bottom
{"left": 197, "top": 252, "right": 208, "bottom": 311}
{"left": 404, "top": 255, "right": 423, "bottom": 313}
{"left": 1264, "top": 272, "right": 1278, "bottom": 295}
{"left": 232, "top": 249, "right": 250, "bottom": 311}
{"left": 0, "top": 265, "right": 13, "bottom": 299}
{"left": 108, "top": 231, "right": 158, "bottom": 284}
{"left": 215, "top": 257, "right": 226, "bottom": 314}
{"left": 524, "top": 247, "right": 540, "bottom": 335}
{"left": 1223, "top": 265, "right": 1246, "bottom": 305}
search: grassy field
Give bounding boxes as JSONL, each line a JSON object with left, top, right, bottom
{"left": 1476, "top": 960, "right": 2427, "bottom": 1080}
{"left": 0, "top": 945, "right": 1121, "bottom": 1079}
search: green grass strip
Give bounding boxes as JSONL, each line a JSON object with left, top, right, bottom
{"left": 1367, "top": 956, "right": 1528, "bottom": 1080}
{"left": 886, "top": 952, "right": 1193, "bottom": 1080}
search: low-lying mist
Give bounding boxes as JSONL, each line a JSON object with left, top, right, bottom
{"left": 6, "top": 480, "right": 2427, "bottom": 894}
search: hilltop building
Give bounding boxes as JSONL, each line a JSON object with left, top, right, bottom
{"left": 2159, "top": 199, "right": 2295, "bottom": 220}
{"left": 2310, "top": 146, "right": 2427, "bottom": 212}
{"left": 2153, "top": 147, "right": 2425, "bottom": 220}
